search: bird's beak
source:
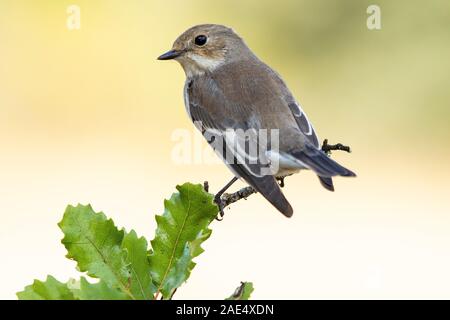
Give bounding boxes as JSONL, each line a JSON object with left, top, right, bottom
{"left": 157, "top": 49, "right": 182, "bottom": 61}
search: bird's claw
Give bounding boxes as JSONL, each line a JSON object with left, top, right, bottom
{"left": 214, "top": 195, "right": 225, "bottom": 221}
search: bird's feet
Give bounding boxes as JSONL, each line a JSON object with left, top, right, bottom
{"left": 214, "top": 194, "right": 225, "bottom": 221}
{"left": 205, "top": 181, "right": 223, "bottom": 220}
{"left": 276, "top": 176, "right": 285, "bottom": 188}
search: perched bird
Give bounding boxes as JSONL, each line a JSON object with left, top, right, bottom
{"left": 158, "top": 24, "right": 356, "bottom": 217}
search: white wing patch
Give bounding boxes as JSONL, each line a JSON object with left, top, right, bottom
{"left": 288, "top": 101, "right": 320, "bottom": 147}
{"left": 290, "top": 102, "right": 312, "bottom": 135}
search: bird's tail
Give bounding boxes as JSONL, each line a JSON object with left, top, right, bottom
{"left": 230, "top": 163, "right": 293, "bottom": 217}
{"left": 291, "top": 144, "right": 356, "bottom": 178}
{"left": 318, "top": 176, "right": 334, "bottom": 191}
{"left": 253, "top": 177, "right": 293, "bottom": 217}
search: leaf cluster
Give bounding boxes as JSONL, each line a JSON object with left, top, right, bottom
{"left": 17, "top": 183, "right": 253, "bottom": 300}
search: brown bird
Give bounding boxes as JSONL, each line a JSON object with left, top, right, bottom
{"left": 158, "top": 24, "right": 356, "bottom": 217}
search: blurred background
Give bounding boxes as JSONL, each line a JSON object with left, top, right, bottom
{"left": 1, "top": 0, "right": 450, "bottom": 299}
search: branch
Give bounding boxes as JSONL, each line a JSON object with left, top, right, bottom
{"left": 221, "top": 186, "right": 257, "bottom": 208}
{"left": 207, "top": 139, "right": 352, "bottom": 217}
{"left": 321, "top": 139, "right": 351, "bottom": 154}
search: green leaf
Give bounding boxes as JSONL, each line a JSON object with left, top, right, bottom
{"left": 58, "top": 204, "right": 133, "bottom": 299}
{"left": 226, "top": 282, "right": 254, "bottom": 300}
{"left": 17, "top": 276, "right": 76, "bottom": 300}
{"left": 149, "top": 183, "right": 218, "bottom": 299}
{"left": 121, "top": 230, "right": 156, "bottom": 299}
{"left": 70, "top": 277, "right": 130, "bottom": 300}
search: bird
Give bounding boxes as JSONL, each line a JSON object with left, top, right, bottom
{"left": 158, "top": 24, "right": 356, "bottom": 217}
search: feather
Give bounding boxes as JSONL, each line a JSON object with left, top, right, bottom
{"left": 289, "top": 144, "right": 356, "bottom": 178}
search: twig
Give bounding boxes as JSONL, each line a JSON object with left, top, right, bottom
{"left": 221, "top": 186, "right": 257, "bottom": 208}
{"left": 321, "top": 139, "right": 351, "bottom": 154}
{"left": 208, "top": 139, "right": 352, "bottom": 214}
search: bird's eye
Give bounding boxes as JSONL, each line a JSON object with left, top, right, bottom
{"left": 194, "top": 35, "right": 208, "bottom": 46}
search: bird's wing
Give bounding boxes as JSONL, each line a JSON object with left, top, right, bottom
{"left": 280, "top": 86, "right": 355, "bottom": 177}
{"left": 250, "top": 62, "right": 320, "bottom": 148}
{"left": 186, "top": 75, "right": 293, "bottom": 217}
{"left": 286, "top": 101, "right": 320, "bottom": 148}
{"left": 275, "top": 75, "right": 356, "bottom": 178}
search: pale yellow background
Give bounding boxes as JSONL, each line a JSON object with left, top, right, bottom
{"left": 1, "top": 0, "right": 450, "bottom": 299}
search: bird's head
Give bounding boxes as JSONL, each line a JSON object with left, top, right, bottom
{"left": 158, "top": 24, "right": 251, "bottom": 77}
